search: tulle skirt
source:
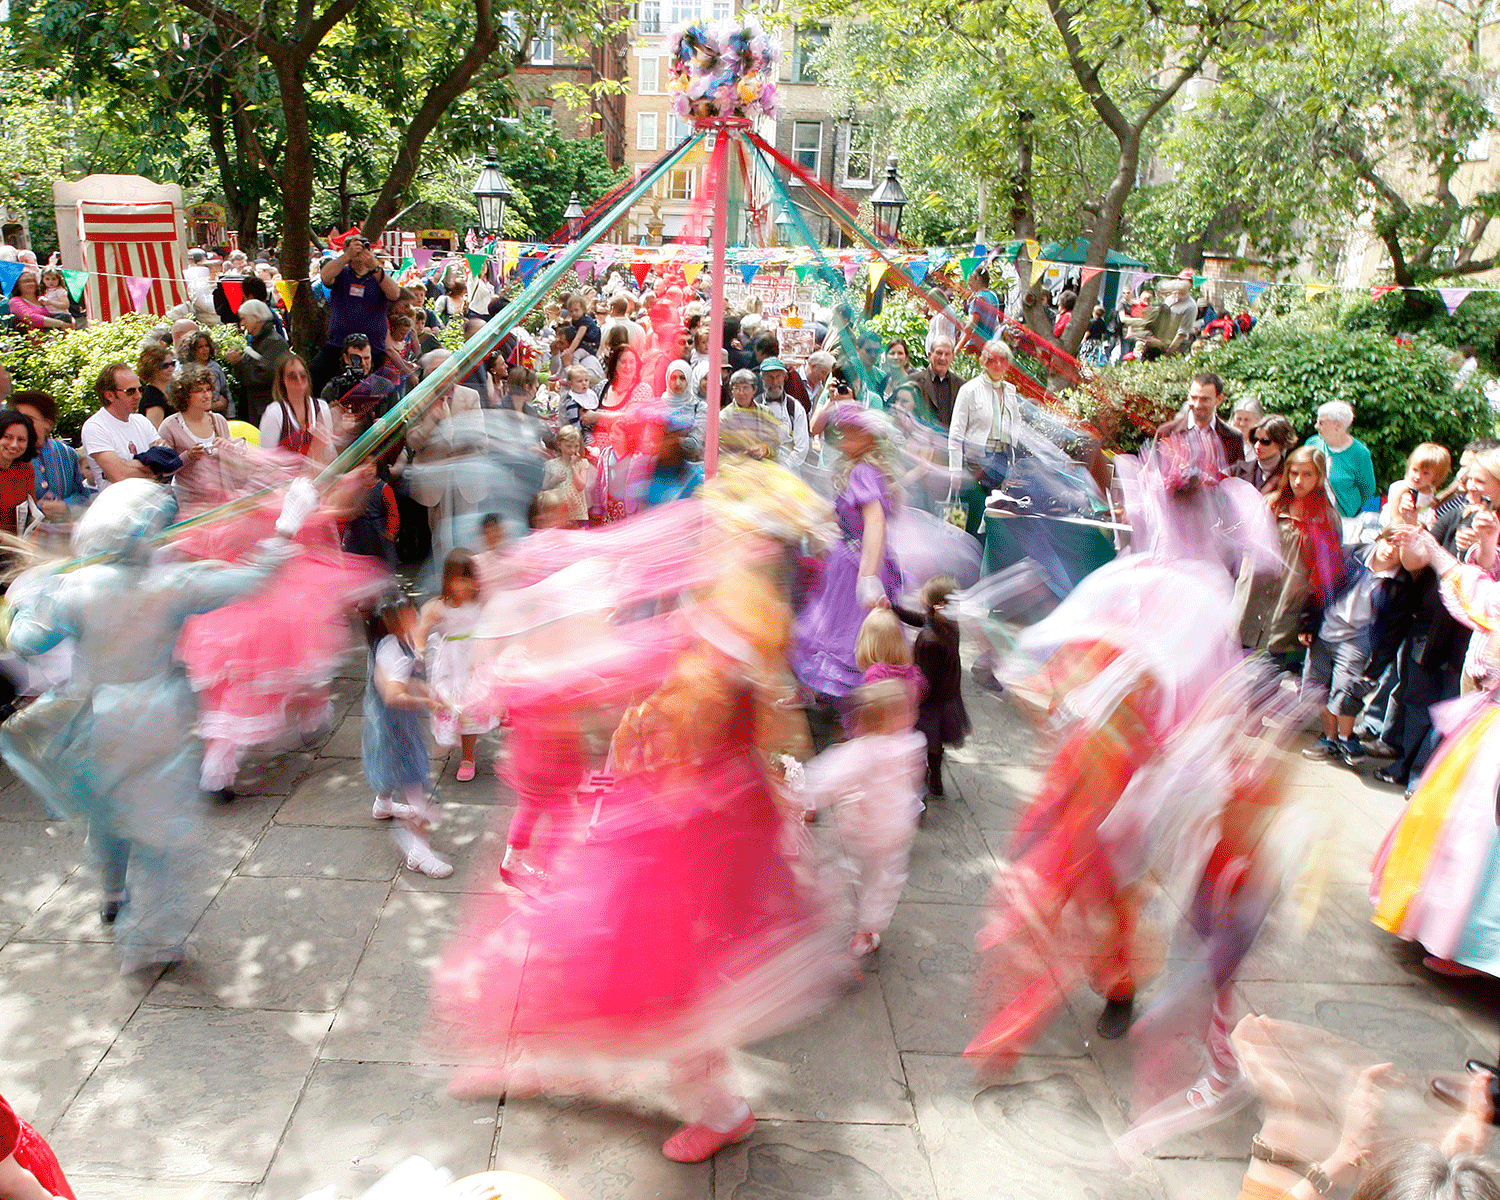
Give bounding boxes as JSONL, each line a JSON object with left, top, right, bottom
{"left": 428, "top": 744, "right": 848, "bottom": 1087}
{"left": 1370, "top": 692, "right": 1500, "bottom": 973}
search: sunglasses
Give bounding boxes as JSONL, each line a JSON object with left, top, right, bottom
{"left": 1252, "top": 436, "right": 1277, "bottom": 445}
{"left": 115, "top": 386, "right": 142, "bottom": 395}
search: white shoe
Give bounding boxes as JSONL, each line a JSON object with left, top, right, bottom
{"left": 407, "top": 795, "right": 442, "bottom": 831}
{"left": 405, "top": 844, "right": 453, "bottom": 879}
{"left": 372, "top": 794, "right": 412, "bottom": 820}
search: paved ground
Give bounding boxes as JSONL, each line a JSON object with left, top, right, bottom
{"left": 2, "top": 655, "right": 1498, "bottom": 1199}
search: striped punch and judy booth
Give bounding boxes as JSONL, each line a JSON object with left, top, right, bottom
{"left": 52, "top": 175, "right": 190, "bottom": 322}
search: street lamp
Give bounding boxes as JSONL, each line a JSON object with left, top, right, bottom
{"left": 774, "top": 202, "right": 796, "bottom": 248}
{"left": 564, "top": 190, "right": 585, "bottom": 240}
{"left": 471, "top": 148, "right": 513, "bottom": 237}
{"left": 869, "top": 155, "right": 907, "bottom": 242}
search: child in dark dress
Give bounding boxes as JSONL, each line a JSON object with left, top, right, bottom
{"left": 896, "top": 575, "right": 970, "bottom": 799}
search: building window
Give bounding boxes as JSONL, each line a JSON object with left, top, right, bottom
{"left": 663, "top": 167, "right": 695, "bottom": 200}
{"left": 637, "top": 55, "right": 660, "bottom": 94}
{"left": 667, "top": 112, "right": 690, "bottom": 145}
{"left": 668, "top": 0, "right": 699, "bottom": 23}
{"left": 639, "top": 0, "right": 661, "bottom": 33}
{"left": 792, "top": 121, "right": 822, "bottom": 178}
{"left": 710, "top": 0, "right": 731, "bottom": 18}
{"left": 637, "top": 111, "right": 659, "bottom": 151}
{"left": 534, "top": 104, "right": 554, "bottom": 121}
{"left": 843, "top": 120, "right": 874, "bottom": 185}
{"left": 529, "top": 21, "right": 554, "bottom": 65}
{"left": 792, "top": 24, "right": 829, "bottom": 84}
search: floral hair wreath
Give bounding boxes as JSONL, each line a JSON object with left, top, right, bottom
{"left": 666, "top": 17, "right": 781, "bottom": 123}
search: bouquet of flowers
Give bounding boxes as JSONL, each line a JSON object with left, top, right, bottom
{"left": 666, "top": 17, "right": 780, "bottom": 123}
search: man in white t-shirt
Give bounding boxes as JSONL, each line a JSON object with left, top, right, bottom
{"left": 81, "top": 363, "right": 161, "bottom": 490}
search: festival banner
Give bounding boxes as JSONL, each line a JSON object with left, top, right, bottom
{"left": 124, "top": 275, "right": 153, "bottom": 313}
{"left": 1440, "top": 287, "right": 1473, "bottom": 315}
{"left": 62, "top": 269, "right": 89, "bottom": 303}
{"left": 463, "top": 253, "right": 487, "bottom": 280}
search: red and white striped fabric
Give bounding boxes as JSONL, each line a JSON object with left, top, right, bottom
{"left": 76, "top": 201, "right": 189, "bottom": 322}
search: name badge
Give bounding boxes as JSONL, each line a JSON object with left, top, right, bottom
{"left": 349, "top": 284, "right": 365, "bottom": 298}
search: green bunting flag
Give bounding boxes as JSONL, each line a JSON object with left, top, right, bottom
{"left": 62, "top": 269, "right": 89, "bottom": 303}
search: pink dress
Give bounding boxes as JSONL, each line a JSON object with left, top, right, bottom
{"left": 428, "top": 568, "right": 847, "bottom": 1093}
{"left": 174, "top": 506, "right": 389, "bottom": 788}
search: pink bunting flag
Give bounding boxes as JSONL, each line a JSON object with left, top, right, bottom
{"left": 124, "top": 275, "right": 153, "bottom": 313}
{"left": 1439, "top": 287, "right": 1473, "bottom": 316}
{"left": 1080, "top": 266, "right": 1104, "bottom": 285}
{"left": 575, "top": 260, "right": 595, "bottom": 282}
{"left": 842, "top": 260, "right": 860, "bottom": 284}
{"left": 413, "top": 248, "right": 434, "bottom": 270}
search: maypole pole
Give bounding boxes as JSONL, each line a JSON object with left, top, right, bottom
{"left": 700, "top": 117, "right": 745, "bottom": 480}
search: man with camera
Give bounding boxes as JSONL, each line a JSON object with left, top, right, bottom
{"left": 319, "top": 334, "right": 375, "bottom": 407}
{"left": 311, "top": 234, "right": 400, "bottom": 395}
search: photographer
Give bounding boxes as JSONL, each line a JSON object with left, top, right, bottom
{"left": 310, "top": 234, "right": 400, "bottom": 395}
{"left": 319, "top": 334, "right": 374, "bottom": 406}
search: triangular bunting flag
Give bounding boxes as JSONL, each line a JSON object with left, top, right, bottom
{"left": 1304, "top": 283, "right": 1332, "bottom": 302}
{"left": 683, "top": 263, "right": 703, "bottom": 286}
{"left": 959, "top": 256, "right": 980, "bottom": 279}
{"left": 413, "top": 248, "right": 434, "bottom": 270}
{"left": 517, "top": 255, "right": 543, "bottom": 286}
{"left": 1370, "top": 285, "right": 1399, "bottom": 300}
{"left": 274, "top": 280, "right": 299, "bottom": 310}
{"left": 0, "top": 262, "right": 24, "bottom": 296}
{"left": 868, "top": 264, "right": 889, "bottom": 293}
{"left": 1023, "top": 238, "right": 1041, "bottom": 262}
{"left": 61, "top": 269, "right": 88, "bottom": 303}
{"left": 574, "top": 260, "right": 594, "bottom": 283}
{"left": 793, "top": 264, "right": 813, "bottom": 284}
{"left": 1193, "top": 274, "right": 1206, "bottom": 289}
{"left": 907, "top": 261, "right": 928, "bottom": 285}
{"left": 1439, "top": 287, "right": 1473, "bottom": 316}
{"left": 124, "top": 275, "right": 153, "bottom": 313}
{"left": 972, "top": 243, "right": 987, "bottom": 259}
{"left": 630, "top": 261, "right": 650, "bottom": 288}
{"left": 1080, "top": 266, "right": 1104, "bottom": 285}
{"left": 842, "top": 261, "right": 861, "bottom": 284}
{"left": 464, "top": 253, "right": 487, "bottom": 280}
{"left": 1243, "top": 280, "right": 1270, "bottom": 305}
{"left": 219, "top": 277, "right": 244, "bottom": 315}
{"left": 739, "top": 263, "right": 760, "bottom": 285}
{"left": 1030, "top": 258, "right": 1050, "bottom": 286}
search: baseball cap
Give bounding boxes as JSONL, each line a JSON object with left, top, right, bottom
{"left": 757, "top": 357, "right": 788, "bottom": 373}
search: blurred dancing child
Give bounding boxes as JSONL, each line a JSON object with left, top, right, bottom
{"left": 365, "top": 595, "right": 452, "bottom": 879}
{"left": 801, "top": 679, "right": 926, "bottom": 956}
{"left": 418, "top": 548, "right": 498, "bottom": 781}
{"left": 856, "top": 608, "right": 924, "bottom": 704}
{"left": 896, "top": 575, "right": 969, "bottom": 800}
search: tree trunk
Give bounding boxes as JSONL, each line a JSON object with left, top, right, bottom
{"left": 273, "top": 54, "right": 319, "bottom": 354}
{"left": 1058, "top": 132, "right": 1138, "bottom": 357}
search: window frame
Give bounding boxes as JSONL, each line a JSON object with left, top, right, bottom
{"left": 639, "top": 0, "right": 661, "bottom": 33}
{"left": 842, "top": 120, "right": 874, "bottom": 186}
{"left": 791, "top": 121, "right": 823, "bottom": 181}
{"left": 529, "top": 21, "right": 555, "bottom": 65}
{"left": 637, "top": 54, "right": 660, "bottom": 95}
{"left": 662, "top": 167, "right": 696, "bottom": 201}
{"left": 636, "top": 111, "right": 659, "bottom": 151}
{"left": 792, "top": 24, "right": 829, "bottom": 84}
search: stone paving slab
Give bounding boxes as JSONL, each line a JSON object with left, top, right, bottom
{"left": 146, "top": 876, "right": 389, "bottom": 1012}
{"left": 48, "top": 1007, "right": 333, "bottom": 1182}
{"left": 258, "top": 1059, "right": 499, "bottom": 1199}
{"left": 714, "top": 1119, "right": 941, "bottom": 1200}
{"left": 238, "top": 824, "right": 401, "bottom": 883}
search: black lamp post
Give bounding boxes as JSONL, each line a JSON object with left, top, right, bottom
{"left": 472, "top": 148, "right": 513, "bottom": 238}
{"left": 564, "top": 191, "right": 585, "bottom": 240}
{"left": 869, "top": 155, "right": 907, "bottom": 242}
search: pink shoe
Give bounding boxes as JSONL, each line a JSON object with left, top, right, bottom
{"left": 662, "top": 1111, "right": 755, "bottom": 1162}
{"left": 456, "top": 760, "right": 476, "bottom": 782}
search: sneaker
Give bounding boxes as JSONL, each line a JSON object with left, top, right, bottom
{"left": 1373, "top": 766, "right": 1407, "bottom": 787}
{"left": 1339, "top": 737, "right": 1367, "bottom": 766}
{"left": 1361, "top": 738, "right": 1400, "bottom": 759}
{"left": 1301, "top": 735, "right": 1339, "bottom": 761}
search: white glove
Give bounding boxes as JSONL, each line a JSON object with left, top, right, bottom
{"left": 275, "top": 477, "right": 321, "bottom": 539}
{"left": 856, "top": 574, "right": 884, "bottom": 609}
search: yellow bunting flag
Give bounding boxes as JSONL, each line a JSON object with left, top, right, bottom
{"left": 683, "top": 262, "right": 703, "bottom": 286}
{"left": 274, "top": 279, "right": 299, "bottom": 310}
{"left": 1030, "top": 258, "right": 1050, "bottom": 286}
{"left": 1304, "top": 283, "right": 1332, "bottom": 302}
{"left": 1023, "top": 238, "right": 1041, "bottom": 262}
{"left": 868, "top": 263, "right": 889, "bottom": 294}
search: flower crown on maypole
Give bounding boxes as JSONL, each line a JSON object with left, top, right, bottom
{"left": 666, "top": 16, "right": 780, "bottom": 124}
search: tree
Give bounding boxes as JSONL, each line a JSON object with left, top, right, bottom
{"left": 1133, "top": 0, "right": 1497, "bottom": 289}
{"left": 11, "top": 0, "right": 627, "bottom": 346}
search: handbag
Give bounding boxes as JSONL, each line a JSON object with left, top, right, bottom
{"left": 942, "top": 487, "right": 967, "bottom": 529}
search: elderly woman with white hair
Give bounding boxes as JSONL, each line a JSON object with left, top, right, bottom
{"left": 223, "top": 297, "right": 290, "bottom": 426}
{"left": 1307, "top": 400, "right": 1377, "bottom": 519}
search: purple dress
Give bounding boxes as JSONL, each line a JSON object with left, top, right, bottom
{"left": 791, "top": 462, "right": 904, "bottom": 698}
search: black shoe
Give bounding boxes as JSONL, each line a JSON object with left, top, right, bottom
{"left": 1373, "top": 766, "right": 1406, "bottom": 787}
{"left": 101, "top": 896, "right": 124, "bottom": 925}
{"left": 212, "top": 787, "right": 235, "bottom": 805}
{"left": 1096, "top": 997, "right": 1134, "bottom": 1039}
{"left": 1432, "top": 1061, "right": 1500, "bottom": 1123}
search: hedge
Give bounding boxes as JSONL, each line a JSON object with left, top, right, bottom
{"left": 1067, "top": 319, "right": 1492, "bottom": 486}
{"left": 3, "top": 316, "right": 247, "bottom": 442}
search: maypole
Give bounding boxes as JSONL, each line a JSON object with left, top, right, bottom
{"left": 700, "top": 119, "right": 743, "bottom": 479}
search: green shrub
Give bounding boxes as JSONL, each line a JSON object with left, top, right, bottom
{"left": 867, "top": 289, "right": 931, "bottom": 370}
{"left": 4, "top": 317, "right": 247, "bottom": 441}
{"left": 1060, "top": 355, "right": 1202, "bottom": 454}
{"left": 1208, "top": 319, "right": 1491, "bottom": 485}
{"left": 1341, "top": 289, "right": 1500, "bottom": 369}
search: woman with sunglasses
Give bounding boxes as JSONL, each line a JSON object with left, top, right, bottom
{"left": 1229, "top": 415, "right": 1296, "bottom": 497}
{"left": 135, "top": 343, "right": 176, "bottom": 429}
